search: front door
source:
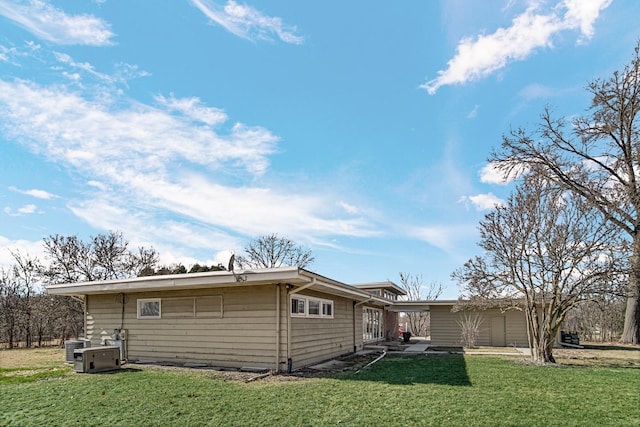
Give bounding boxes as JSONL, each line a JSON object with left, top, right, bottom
{"left": 491, "top": 316, "right": 506, "bottom": 346}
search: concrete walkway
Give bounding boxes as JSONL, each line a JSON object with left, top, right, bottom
{"left": 400, "top": 338, "right": 531, "bottom": 357}
{"left": 403, "top": 341, "right": 430, "bottom": 353}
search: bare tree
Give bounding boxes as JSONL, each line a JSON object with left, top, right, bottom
{"left": 0, "top": 251, "right": 41, "bottom": 348}
{"left": 236, "top": 233, "right": 315, "bottom": 269}
{"left": 399, "top": 272, "right": 442, "bottom": 337}
{"left": 564, "top": 296, "right": 626, "bottom": 342}
{"left": 453, "top": 174, "right": 626, "bottom": 363}
{"left": 491, "top": 42, "right": 640, "bottom": 343}
{"left": 41, "top": 231, "right": 158, "bottom": 283}
{"left": 457, "top": 312, "right": 485, "bottom": 349}
{"left": 40, "top": 231, "right": 158, "bottom": 343}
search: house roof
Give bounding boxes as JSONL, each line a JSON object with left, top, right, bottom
{"left": 45, "top": 267, "right": 389, "bottom": 305}
{"left": 352, "top": 281, "right": 407, "bottom": 296}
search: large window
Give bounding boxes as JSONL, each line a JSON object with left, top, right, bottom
{"left": 363, "top": 307, "right": 383, "bottom": 341}
{"left": 290, "top": 295, "right": 334, "bottom": 319}
{"left": 137, "top": 296, "right": 223, "bottom": 319}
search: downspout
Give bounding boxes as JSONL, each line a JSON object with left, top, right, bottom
{"left": 275, "top": 284, "right": 281, "bottom": 373}
{"left": 286, "top": 277, "right": 316, "bottom": 373}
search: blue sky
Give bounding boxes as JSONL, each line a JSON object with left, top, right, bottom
{"left": 0, "top": 0, "right": 638, "bottom": 297}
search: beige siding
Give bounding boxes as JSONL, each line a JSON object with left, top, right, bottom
{"left": 430, "top": 306, "right": 462, "bottom": 346}
{"left": 86, "top": 285, "right": 282, "bottom": 369}
{"left": 505, "top": 310, "right": 529, "bottom": 347}
{"left": 430, "top": 306, "right": 528, "bottom": 347}
{"left": 289, "top": 291, "right": 359, "bottom": 369}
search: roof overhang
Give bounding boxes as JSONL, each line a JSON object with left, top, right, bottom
{"left": 387, "top": 299, "right": 459, "bottom": 312}
{"left": 352, "top": 280, "right": 407, "bottom": 296}
{"left": 45, "top": 267, "right": 387, "bottom": 305}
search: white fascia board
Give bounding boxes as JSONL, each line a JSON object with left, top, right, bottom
{"left": 46, "top": 266, "right": 305, "bottom": 296}
{"left": 298, "top": 269, "right": 388, "bottom": 304}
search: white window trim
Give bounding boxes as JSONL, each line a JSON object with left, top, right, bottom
{"left": 290, "top": 295, "right": 334, "bottom": 319}
{"left": 137, "top": 298, "right": 161, "bottom": 319}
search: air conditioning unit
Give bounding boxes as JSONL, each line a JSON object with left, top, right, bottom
{"left": 65, "top": 341, "right": 83, "bottom": 364}
{"left": 73, "top": 346, "right": 121, "bottom": 373}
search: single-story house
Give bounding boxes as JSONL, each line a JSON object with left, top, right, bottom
{"left": 46, "top": 267, "right": 404, "bottom": 372}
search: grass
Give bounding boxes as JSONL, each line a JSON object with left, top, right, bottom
{"left": 1, "top": 349, "right": 639, "bottom": 426}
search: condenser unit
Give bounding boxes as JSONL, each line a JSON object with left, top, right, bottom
{"left": 73, "top": 346, "right": 121, "bottom": 373}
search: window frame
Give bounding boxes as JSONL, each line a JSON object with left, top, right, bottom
{"left": 137, "top": 295, "right": 223, "bottom": 319}
{"left": 290, "top": 295, "right": 334, "bottom": 319}
{"left": 137, "top": 298, "right": 161, "bottom": 319}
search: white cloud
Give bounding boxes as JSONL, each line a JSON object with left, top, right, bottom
{"left": 422, "top": 0, "right": 611, "bottom": 94}
{"left": 479, "top": 162, "right": 527, "bottom": 185}
{"left": 0, "top": 0, "right": 115, "bottom": 46}
{"left": 465, "top": 193, "right": 505, "bottom": 210}
{"left": 467, "top": 104, "right": 479, "bottom": 119}
{"left": 9, "top": 186, "right": 58, "bottom": 199}
{"left": 338, "top": 201, "right": 359, "bottom": 215}
{"left": 155, "top": 94, "right": 227, "bottom": 126}
{"left": 18, "top": 204, "right": 37, "bottom": 214}
{"left": 4, "top": 204, "right": 39, "bottom": 216}
{"left": 191, "top": 0, "right": 303, "bottom": 44}
{"left": 0, "top": 235, "right": 46, "bottom": 270}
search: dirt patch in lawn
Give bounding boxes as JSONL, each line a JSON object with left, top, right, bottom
{"left": 554, "top": 342, "right": 640, "bottom": 367}
{"left": 0, "top": 348, "right": 65, "bottom": 369}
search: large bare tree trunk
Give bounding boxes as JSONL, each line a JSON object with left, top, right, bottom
{"left": 621, "top": 242, "right": 640, "bottom": 344}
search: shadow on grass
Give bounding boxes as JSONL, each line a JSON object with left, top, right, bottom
{"left": 581, "top": 343, "right": 640, "bottom": 352}
{"left": 340, "top": 354, "right": 471, "bottom": 386}
{"left": 73, "top": 367, "right": 142, "bottom": 375}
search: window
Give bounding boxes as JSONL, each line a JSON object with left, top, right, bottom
{"left": 308, "top": 300, "right": 321, "bottom": 316}
{"left": 291, "top": 297, "right": 305, "bottom": 316}
{"left": 137, "top": 299, "right": 161, "bottom": 319}
{"left": 322, "top": 302, "right": 332, "bottom": 317}
{"left": 137, "top": 296, "right": 223, "bottom": 319}
{"left": 363, "top": 307, "right": 383, "bottom": 341}
{"left": 290, "top": 295, "right": 333, "bottom": 319}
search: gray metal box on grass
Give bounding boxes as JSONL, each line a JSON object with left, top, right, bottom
{"left": 73, "top": 346, "right": 121, "bottom": 373}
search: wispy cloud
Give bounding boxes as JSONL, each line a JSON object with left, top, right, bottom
{"left": 422, "top": 0, "right": 612, "bottom": 94}
{"left": 4, "top": 204, "right": 38, "bottom": 216}
{"left": 0, "top": 0, "right": 115, "bottom": 46}
{"left": 0, "top": 76, "right": 378, "bottom": 255}
{"left": 54, "top": 52, "right": 149, "bottom": 85}
{"left": 191, "top": 0, "right": 303, "bottom": 44}
{"left": 9, "top": 186, "right": 58, "bottom": 199}
{"left": 410, "top": 224, "right": 478, "bottom": 254}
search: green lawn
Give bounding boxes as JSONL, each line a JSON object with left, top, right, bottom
{"left": 1, "top": 353, "right": 638, "bottom": 426}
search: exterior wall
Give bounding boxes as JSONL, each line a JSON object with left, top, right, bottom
{"left": 289, "top": 290, "right": 361, "bottom": 370}
{"left": 430, "top": 306, "right": 529, "bottom": 347}
{"left": 85, "top": 284, "right": 283, "bottom": 370}
{"left": 384, "top": 310, "right": 400, "bottom": 341}
{"left": 85, "top": 284, "right": 368, "bottom": 371}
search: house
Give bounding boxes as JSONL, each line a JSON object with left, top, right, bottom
{"left": 46, "top": 267, "right": 397, "bottom": 372}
